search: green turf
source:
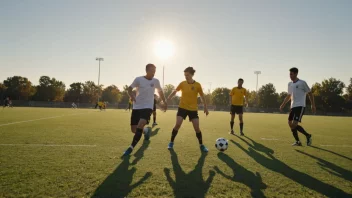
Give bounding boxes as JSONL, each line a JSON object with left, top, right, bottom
{"left": 0, "top": 107, "right": 351, "bottom": 197}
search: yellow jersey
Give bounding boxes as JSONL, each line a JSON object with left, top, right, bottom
{"left": 98, "top": 101, "right": 104, "bottom": 107}
{"left": 230, "top": 87, "right": 247, "bottom": 106}
{"left": 176, "top": 81, "right": 204, "bottom": 111}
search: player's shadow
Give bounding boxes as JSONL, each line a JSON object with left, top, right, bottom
{"left": 92, "top": 153, "right": 151, "bottom": 197}
{"left": 150, "top": 127, "right": 160, "bottom": 137}
{"left": 214, "top": 152, "right": 267, "bottom": 197}
{"left": 296, "top": 150, "right": 352, "bottom": 182}
{"left": 164, "top": 150, "right": 215, "bottom": 198}
{"left": 310, "top": 145, "right": 352, "bottom": 161}
{"left": 231, "top": 139, "right": 350, "bottom": 197}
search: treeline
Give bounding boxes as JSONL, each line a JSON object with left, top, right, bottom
{"left": 1, "top": 75, "right": 351, "bottom": 113}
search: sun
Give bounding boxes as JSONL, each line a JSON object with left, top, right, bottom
{"left": 154, "top": 39, "right": 175, "bottom": 60}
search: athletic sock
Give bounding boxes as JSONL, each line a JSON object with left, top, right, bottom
{"left": 153, "top": 115, "right": 156, "bottom": 123}
{"left": 291, "top": 128, "right": 300, "bottom": 142}
{"left": 296, "top": 125, "right": 309, "bottom": 136}
{"left": 196, "top": 132, "right": 203, "bottom": 145}
{"left": 131, "top": 128, "right": 143, "bottom": 147}
{"left": 240, "top": 123, "right": 244, "bottom": 132}
{"left": 171, "top": 129, "right": 178, "bottom": 142}
{"left": 230, "top": 122, "right": 234, "bottom": 130}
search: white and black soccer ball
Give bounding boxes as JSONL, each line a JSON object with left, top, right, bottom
{"left": 215, "top": 138, "right": 228, "bottom": 152}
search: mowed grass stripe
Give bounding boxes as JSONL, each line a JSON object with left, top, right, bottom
{"left": 0, "top": 108, "right": 351, "bottom": 197}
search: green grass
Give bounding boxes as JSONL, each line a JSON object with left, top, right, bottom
{"left": 0, "top": 107, "right": 351, "bottom": 198}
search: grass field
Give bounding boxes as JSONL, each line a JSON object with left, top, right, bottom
{"left": 0, "top": 107, "right": 351, "bottom": 198}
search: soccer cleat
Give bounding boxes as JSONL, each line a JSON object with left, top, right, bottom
{"left": 168, "top": 142, "right": 174, "bottom": 150}
{"left": 200, "top": 145, "right": 209, "bottom": 152}
{"left": 240, "top": 132, "right": 245, "bottom": 136}
{"left": 307, "top": 134, "right": 312, "bottom": 146}
{"left": 292, "top": 141, "right": 302, "bottom": 146}
{"left": 123, "top": 147, "right": 133, "bottom": 156}
{"left": 229, "top": 130, "right": 235, "bottom": 135}
{"left": 152, "top": 122, "right": 158, "bottom": 126}
{"left": 144, "top": 128, "right": 150, "bottom": 140}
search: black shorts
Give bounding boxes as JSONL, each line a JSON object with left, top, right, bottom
{"left": 231, "top": 105, "right": 243, "bottom": 115}
{"left": 131, "top": 108, "right": 153, "bottom": 125}
{"left": 177, "top": 108, "right": 199, "bottom": 121}
{"left": 288, "top": 107, "right": 305, "bottom": 122}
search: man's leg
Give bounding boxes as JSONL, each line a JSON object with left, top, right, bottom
{"left": 239, "top": 114, "right": 244, "bottom": 135}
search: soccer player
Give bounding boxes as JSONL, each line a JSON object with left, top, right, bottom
{"left": 71, "top": 102, "right": 77, "bottom": 109}
{"left": 167, "top": 67, "right": 209, "bottom": 152}
{"left": 3, "top": 97, "right": 10, "bottom": 108}
{"left": 123, "top": 63, "right": 167, "bottom": 156}
{"left": 152, "top": 94, "right": 158, "bottom": 126}
{"left": 126, "top": 98, "right": 133, "bottom": 111}
{"left": 229, "top": 78, "right": 248, "bottom": 136}
{"left": 280, "top": 67, "right": 316, "bottom": 146}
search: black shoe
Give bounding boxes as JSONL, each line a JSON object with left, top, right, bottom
{"left": 240, "top": 132, "right": 244, "bottom": 136}
{"left": 229, "top": 130, "right": 235, "bottom": 135}
{"left": 307, "top": 134, "right": 312, "bottom": 146}
{"left": 292, "top": 141, "right": 302, "bottom": 146}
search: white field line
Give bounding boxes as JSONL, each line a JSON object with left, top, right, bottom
{"left": 0, "top": 112, "right": 87, "bottom": 127}
{"left": 0, "top": 144, "right": 96, "bottom": 147}
{"left": 260, "top": 138, "right": 280, "bottom": 141}
{"left": 320, "top": 145, "right": 352, "bottom": 148}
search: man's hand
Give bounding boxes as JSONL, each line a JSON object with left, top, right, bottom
{"left": 160, "top": 102, "right": 168, "bottom": 112}
{"left": 204, "top": 106, "right": 209, "bottom": 116}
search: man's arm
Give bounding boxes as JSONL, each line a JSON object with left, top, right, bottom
{"left": 229, "top": 96, "right": 232, "bottom": 105}
{"left": 158, "top": 90, "right": 167, "bottom": 104}
{"left": 307, "top": 92, "right": 316, "bottom": 113}
{"left": 127, "top": 86, "right": 135, "bottom": 101}
{"left": 280, "top": 95, "right": 291, "bottom": 111}
{"left": 167, "top": 90, "right": 178, "bottom": 101}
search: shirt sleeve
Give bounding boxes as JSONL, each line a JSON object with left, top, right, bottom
{"left": 229, "top": 88, "right": 234, "bottom": 96}
{"left": 130, "top": 77, "right": 139, "bottom": 88}
{"left": 288, "top": 83, "right": 292, "bottom": 95}
{"left": 176, "top": 82, "right": 183, "bottom": 91}
{"left": 154, "top": 79, "right": 162, "bottom": 91}
{"left": 198, "top": 83, "right": 204, "bottom": 96}
{"left": 303, "top": 81, "right": 311, "bottom": 93}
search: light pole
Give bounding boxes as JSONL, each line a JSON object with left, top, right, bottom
{"left": 254, "top": 71, "right": 261, "bottom": 92}
{"left": 96, "top": 57, "right": 104, "bottom": 101}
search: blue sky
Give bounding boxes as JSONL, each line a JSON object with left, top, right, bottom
{"left": 1, "top": 0, "right": 351, "bottom": 93}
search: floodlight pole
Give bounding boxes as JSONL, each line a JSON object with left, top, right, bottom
{"left": 96, "top": 57, "right": 104, "bottom": 102}
{"left": 254, "top": 71, "right": 261, "bottom": 92}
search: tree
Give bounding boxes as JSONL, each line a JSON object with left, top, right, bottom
{"left": 257, "top": 83, "right": 279, "bottom": 108}
{"left": 0, "top": 83, "right": 7, "bottom": 100}
{"left": 211, "top": 87, "right": 231, "bottom": 110}
{"left": 102, "top": 85, "right": 121, "bottom": 103}
{"left": 311, "top": 78, "right": 345, "bottom": 112}
{"left": 3, "top": 76, "right": 34, "bottom": 100}
{"left": 163, "top": 84, "right": 180, "bottom": 105}
{"left": 33, "top": 76, "right": 66, "bottom": 101}
{"left": 246, "top": 90, "right": 257, "bottom": 107}
{"left": 120, "top": 85, "right": 130, "bottom": 104}
{"left": 81, "top": 81, "right": 102, "bottom": 103}
{"left": 64, "top": 82, "right": 83, "bottom": 102}
{"left": 278, "top": 91, "right": 290, "bottom": 111}
{"left": 347, "top": 78, "right": 352, "bottom": 100}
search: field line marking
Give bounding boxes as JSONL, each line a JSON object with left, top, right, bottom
{"left": 0, "top": 144, "right": 96, "bottom": 147}
{"left": 320, "top": 145, "right": 352, "bottom": 148}
{"left": 0, "top": 112, "right": 87, "bottom": 127}
{"left": 260, "top": 138, "right": 280, "bottom": 141}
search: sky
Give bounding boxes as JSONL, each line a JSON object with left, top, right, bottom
{"left": 1, "top": 0, "right": 351, "bottom": 93}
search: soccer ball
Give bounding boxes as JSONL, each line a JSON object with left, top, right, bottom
{"left": 215, "top": 138, "right": 228, "bottom": 152}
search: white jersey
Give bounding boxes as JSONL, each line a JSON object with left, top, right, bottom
{"left": 288, "top": 79, "right": 311, "bottom": 108}
{"left": 130, "top": 76, "right": 162, "bottom": 110}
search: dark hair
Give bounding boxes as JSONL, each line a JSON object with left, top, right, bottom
{"left": 238, "top": 78, "right": 244, "bottom": 82}
{"left": 289, "top": 67, "right": 299, "bottom": 74}
{"left": 146, "top": 63, "right": 156, "bottom": 71}
{"left": 184, "top": 67, "right": 196, "bottom": 75}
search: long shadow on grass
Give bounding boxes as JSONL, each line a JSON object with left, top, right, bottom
{"left": 231, "top": 139, "right": 350, "bottom": 197}
{"left": 164, "top": 150, "right": 215, "bottom": 198}
{"left": 310, "top": 145, "right": 352, "bottom": 161}
{"left": 296, "top": 150, "right": 352, "bottom": 182}
{"left": 131, "top": 128, "right": 159, "bottom": 165}
{"left": 92, "top": 143, "right": 152, "bottom": 197}
{"left": 214, "top": 152, "right": 267, "bottom": 197}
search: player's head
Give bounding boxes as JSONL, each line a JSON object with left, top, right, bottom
{"left": 289, "top": 67, "right": 299, "bottom": 81}
{"left": 238, "top": 78, "right": 244, "bottom": 87}
{"left": 184, "top": 67, "right": 196, "bottom": 81}
{"left": 145, "top": 63, "right": 156, "bottom": 78}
